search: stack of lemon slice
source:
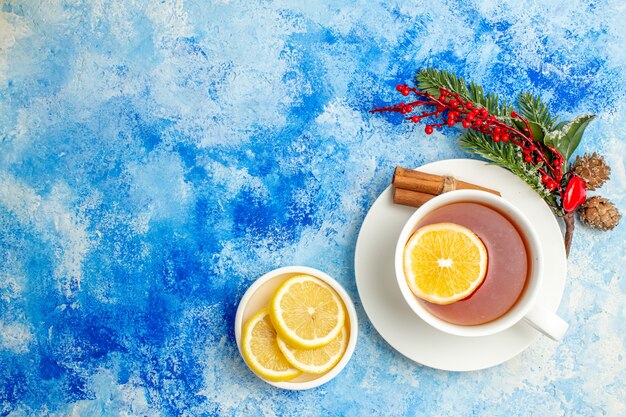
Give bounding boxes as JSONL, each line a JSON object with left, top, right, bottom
{"left": 241, "top": 275, "right": 348, "bottom": 382}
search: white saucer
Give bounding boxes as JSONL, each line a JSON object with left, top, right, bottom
{"left": 354, "top": 159, "right": 567, "bottom": 372}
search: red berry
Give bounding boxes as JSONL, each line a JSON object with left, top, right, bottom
{"left": 462, "top": 120, "right": 471, "bottom": 128}
{"left": 523, "top": 148, "right": 531, "bottom": 155}
{"left": 449, "top": 100, "right": 459, "bottom": 108}
{"left": 524, "top": 155, "right": 533, "bottom": 163}
{"left": 562, "top": 176, "right": 587, "bottom": 212}
{"left": 529, "top": 144, "right": 536, "bottom": 151}
{"left": 425, "top": 125, "right": 434, "bottom": 134}
{"left": 411, "top": 115, "right": 420, "bottom": 123}
{"left": 466, "top": 102, "right": 474, "bottom": 109}
{"left": 480, "top": 108, "right": 488, "bottom": 117}
{"left": 438, "top": 94, "right": 447, "bottom": 102}
{"left": 546, "top": 180, "right": 557, "bottom": 191}
{"left": 447, "top": 119, "right": 455, "bottom": 127}
{"left": 501, "top": 134, "right": 510, "bottom": 142}
{"left": 493, "top": 134, "right": 501, "bottom": 142}
{"left": 396, "top": 84, "right": 404, "bottom": 92}
{"left": 440, "top": 90, "right": 447, "bottom": 98}
{"left": 541, "top": 174, "right": 550, "bottom": 183}
{"left": 494, "top": 127, "right": 502, "bottom": 135}
{"left": 466, "top": 113, "right": 475, "bottom": 122}
{"left": 511, "top": 111, "right": 518, "bottom": 118}
{"left": 401, "top": 89, "right": 410, "bottom": 96}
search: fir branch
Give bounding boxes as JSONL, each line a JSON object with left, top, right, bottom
{"left": 417, "top": 68, "right": 514, "bottom": 117}
{"left": 469, "top": 89, "right": 515, "bottom": 118}
{"left": 417, "top": 68, "right": 470, "bottom": 98}
{"left": 415, "top": 68, "right": 562, "bottom": 212}
{"left": 372, "top": 68, "right": 594, "bottom": 254}
{"left": 517, "top": 92, "right": 558, "bottom": 130}
{"left": 460, "top": 130, "right": 560, "bottom": 212}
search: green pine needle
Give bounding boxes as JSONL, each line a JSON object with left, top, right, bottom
{"left": 417, "top": 68, "right": 514, "bottom": 117}
{"left": 460, "top": 130, "right": 560, "bottom": 212}
{"left": 517, "top": 92, "right": 558, "bottom": 131}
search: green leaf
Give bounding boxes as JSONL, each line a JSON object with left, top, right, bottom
{"left": 528, "top": 121, "right": 546, "bottom": 143}
{"left": 553, "top": 120, "right": 569, "bottom": 131}
{"left": 545, "top": 114, "right": 596, "bottom": 161}
{"left": 514, "top": 119, "right": 546, "bottom": 143}
{"left": 562, "top": 114, "right": 596, "bottom": 160}
{"left": 544, "top": 130, "right": 563, "bottom": 149}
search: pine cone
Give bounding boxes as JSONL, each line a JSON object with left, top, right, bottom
{"left": 578, "top": 196, "right": 621, "bottom": 230}
{"left": 571, "top": 152, "right": 611, "bottom": 191}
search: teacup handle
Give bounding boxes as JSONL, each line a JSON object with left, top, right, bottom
{"left": 523, "top": 305, "right": 568, "bottom": 341}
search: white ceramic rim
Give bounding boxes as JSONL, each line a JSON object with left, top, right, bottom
{"left": 394, "top": 189, "right": 544, "bottom": 337}
{"left": 234, "top": 266, "right": 358, "bottom": 390}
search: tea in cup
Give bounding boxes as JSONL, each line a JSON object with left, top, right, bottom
{"left": 395, "top": 190, "right": 568, "bottom": 340}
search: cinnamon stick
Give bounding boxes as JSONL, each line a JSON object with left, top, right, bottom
{"left": 393, "top": 188, "right": 435, "bottom": 207}
{"left": 393, "top": 167, "right": 501, "bottom": 196}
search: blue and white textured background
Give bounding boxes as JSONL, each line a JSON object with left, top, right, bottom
{"left": 1, "top": 1, "right": 625, "bottom": 416}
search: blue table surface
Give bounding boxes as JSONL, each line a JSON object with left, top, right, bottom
{"left": 1, "top": 1, "right": 625, "bottom": 416}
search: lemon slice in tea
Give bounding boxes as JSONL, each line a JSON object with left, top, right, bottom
{"left": 403, "top": 222, "right": 488, "bottom": 305}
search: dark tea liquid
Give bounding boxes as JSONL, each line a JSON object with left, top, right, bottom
{"left": 416, "top": 202, "right": 528, "bottom": 325}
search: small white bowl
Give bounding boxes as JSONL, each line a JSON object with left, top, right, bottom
{"left": 234, "top": 266, "right": 358, "bottom": 390}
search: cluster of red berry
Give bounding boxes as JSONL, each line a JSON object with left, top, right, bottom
{"left": 371, "top": 84, "right": 589, "bottom": 212}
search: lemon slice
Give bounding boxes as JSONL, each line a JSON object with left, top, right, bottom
{"left": 241, "top": 308, "right": 302, "bottom": 382}
{"left": 270, "top": 274, "right": 345, "bottom": 349}
{"left": 403, "top": 222, "right": 488, "bottom": 305}
{"left": 277, "top": 326, "right": 348, "bottom": 374}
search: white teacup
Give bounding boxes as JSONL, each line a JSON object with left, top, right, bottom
{"left": 394, "top": 190, "right": 568, "bottom": 341}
